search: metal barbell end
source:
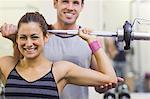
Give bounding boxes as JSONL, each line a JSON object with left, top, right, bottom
{"left": 132, "top": 32, "right": 150, "bottom": 40}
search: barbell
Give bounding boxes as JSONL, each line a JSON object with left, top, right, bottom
{"left": 47, "top": 21, "right": 150, "bottom": 50}
{"left": 1, "top": 21, "right": 150, "bottom": 50}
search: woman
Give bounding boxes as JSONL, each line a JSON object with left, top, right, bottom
{"left": 0, "top": 12, "right": 117, "bottom": 99}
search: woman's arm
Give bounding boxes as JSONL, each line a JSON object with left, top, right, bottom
{"left": 63, "top": 29, "right": 117, "bottom": 86}
{"left": 64, "top": 61, "right": 116, "bottom": 86}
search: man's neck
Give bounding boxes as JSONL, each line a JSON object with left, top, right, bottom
{"left": 53, "top": 22, "right": 79, "bottom": 30}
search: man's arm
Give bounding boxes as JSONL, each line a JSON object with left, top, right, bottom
{"left": 0, "top": 23, "right": 22, "bottom": 59}
{"left": 0, "top": 23, "right": 17, "bottom": 41}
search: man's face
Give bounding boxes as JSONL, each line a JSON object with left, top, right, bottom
{"left": 54, "top": 0, "right": 83, "bottom": 25}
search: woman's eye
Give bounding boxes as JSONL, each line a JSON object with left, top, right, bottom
{"left": 32, "top": 36, "right": 39, "bottom": 39}
{"left": 20, "top": 37, "right": 26, "bottom": 39}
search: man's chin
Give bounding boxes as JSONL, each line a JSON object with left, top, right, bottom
{"left": 64, "top": 21, "right": 76, "bottom": 25}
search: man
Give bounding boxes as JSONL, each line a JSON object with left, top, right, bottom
{"left": 0, "top": 0, "right": 123, "bottom": 99}
{"left": 44, "top": 0, "right": 122, "bottom": 98}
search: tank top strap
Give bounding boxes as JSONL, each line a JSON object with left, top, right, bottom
{"left": 10, "top": 60, "right": 20, "bottom": 72}
{"left": 14, "top": 60, "right": 20, "bottom": 68}
{"left": 50, "top": 62, "right": 54, "bottom": 73}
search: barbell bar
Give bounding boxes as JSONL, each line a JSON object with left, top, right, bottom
{"left": 47, "top": 21, "right": 150, "bottom": 50}
{"left": 47, "top": 28, "right": 150, "bottom": 40}
{"left": 1, "top": 21, "right": 150, "bottom": 50}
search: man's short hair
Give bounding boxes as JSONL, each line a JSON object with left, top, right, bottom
{"left": 82, "top": 0, "right": 84, "bottom": 4}
{"left": 55, "top": 0, "right": 84, "bottom": 4}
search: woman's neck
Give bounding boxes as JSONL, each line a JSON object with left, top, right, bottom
{"left": 20, "top": 55, "right": 49, "bottom": 69}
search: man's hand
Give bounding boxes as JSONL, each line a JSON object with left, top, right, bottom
{"left": 95, "top": 77, "right": 124, "bottom": 93}
{"left": 0, "top": 23, "right": 17, "bottom": 40}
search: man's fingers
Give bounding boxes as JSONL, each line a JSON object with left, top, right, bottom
{"left": 112, "top": 83, "right": 117, "bottom": 88}
{"left": 100, "top": 85, "right": 104, "bottom": 89}
{"left": 9, "top": 24, "right": 17, "bottom": 34}
{"left": 107, "top": 83, "right": 113, "bottom": 89}
{"left": 95, "top": 77, "right": 124, "bottom": 94}
{"left": 117, "top": 77, "right": 124, "bottom": 85}
{"left": 1, "top": 23, "right": 17, "bottom": 37}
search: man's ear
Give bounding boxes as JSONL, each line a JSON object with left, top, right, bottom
{"left": 53, "top": 0, "right": 57, "bottom": 9}
{"left": 80, "top": 3, "right": 84, "bottom": 11}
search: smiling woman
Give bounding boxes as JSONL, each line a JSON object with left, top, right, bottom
{"left": 0, "top": 0, "right": 40, "bottom": 58}
{"left": 17, "top": 22, "right": 47, "bottom": 59}
{"left": 16, "top": 12, "right": 48, "bottom": 59}
{"left": 0, "top": 12, "right": 117, "bottom": 99}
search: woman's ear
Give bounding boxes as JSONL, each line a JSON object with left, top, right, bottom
{"left": 44, "top": 33, "right": 49, "bottom": 43}
{"left": 16, "top": 35, "right": 18, "bottom": 44}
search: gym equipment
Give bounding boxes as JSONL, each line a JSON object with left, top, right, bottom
{"left": 118, "top": 84, "right": 131, "bottom": 99}
{"left": 103, "top": 84, "right": 131, "bottom": 99}
{"left": 103, "top": 88, "right": 116, "bottom": 99}
{"left": 1, "top": 20, "right": 150, "bottom": 50}
{"left": 47, "top": 21, "right": 150, "bottom": 50}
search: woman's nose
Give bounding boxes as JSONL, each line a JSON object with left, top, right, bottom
{"left": 26, "top": 38, "right": 33, "bottom": 46}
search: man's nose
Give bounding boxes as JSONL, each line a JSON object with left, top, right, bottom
{"left": 66, "top": 3, "right": 74, "bottom": 10}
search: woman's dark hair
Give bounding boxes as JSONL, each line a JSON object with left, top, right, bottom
{"left": 17, "top": 12, "right": 48, "bottom": 36}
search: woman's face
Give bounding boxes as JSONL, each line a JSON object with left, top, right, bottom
{"left": 16, "top": 22, "right": 48, "bottom": 59}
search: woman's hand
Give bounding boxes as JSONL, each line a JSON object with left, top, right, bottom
{"left": 78, "top": 28, "right": 97, "bottom": 43}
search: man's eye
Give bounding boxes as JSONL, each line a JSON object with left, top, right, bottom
{"left": 62, "top": 0, "right": 68, "bottom": 3}
{"left": 73, "top": 1, "right": 79, "bottom": 5}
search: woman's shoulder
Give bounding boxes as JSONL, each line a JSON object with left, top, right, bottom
{"left": 53, "top": 61, "right": 77, "bottom": 73}
{"left": 0, "top": 56, "right": 17, "bottom": 65}
{"left": 0, "top": 56, "right": 18, "bottom": 76}
{"left": 54, "top": 61, "right": 75, "bottom": 67}
{"left": 52, "top": 61, "right": 76, "bottom": 82}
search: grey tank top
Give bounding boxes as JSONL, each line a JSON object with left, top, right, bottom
{"left": 4, "top": 61, "right": 59, "bottom": 99}
{"left": 44, "top": 35, "right": 92, "bottom": 99}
